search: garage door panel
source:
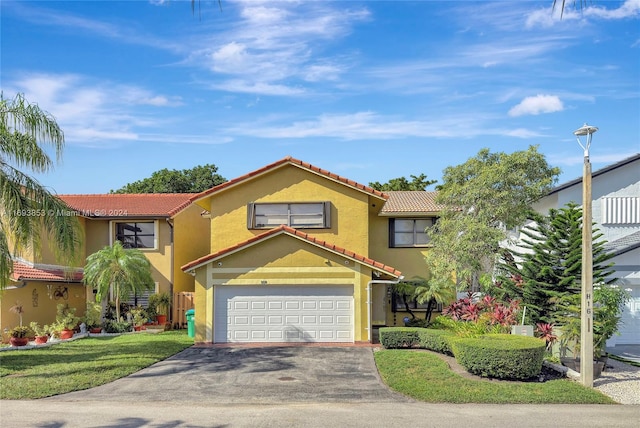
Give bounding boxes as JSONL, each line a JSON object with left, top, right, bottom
{"left": 285, "top": 301, "right": 300, "bottom": 310}
{"left": 215, "top": 285, "right": 354, "bottom": 343}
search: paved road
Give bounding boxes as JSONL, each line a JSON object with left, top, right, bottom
{"left": 1, "top": 346, "right": 638, "bottom": 427}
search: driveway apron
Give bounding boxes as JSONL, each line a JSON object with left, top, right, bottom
{"left": 47, "top": 346, "right": 411, "bottom": 404}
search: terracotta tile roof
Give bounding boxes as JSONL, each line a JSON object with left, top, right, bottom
{"left": 58, "top": 194, "right": 197, "bottom": 218}
{"left": 11, "top": 260, "right": 83, "bottom": 282}
{"left": 191, "top": 156, "right": 388, "bottom": 204}
{"left": 380, "top": 191, "right": 443, "bottom": 215}
{"left": 182, "top": 225, "right": 402, "bottom": 278}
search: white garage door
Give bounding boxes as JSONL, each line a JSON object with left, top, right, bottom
{"left": 214, "top": 285, "right": 354, "bottom": 343}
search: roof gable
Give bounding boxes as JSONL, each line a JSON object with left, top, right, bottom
{"left": 181, "top": 225, "right": 401, "bottom": 278}
{"left": 59, "top": 193, "right": 197, "bottom": 218}
{"left": 190, "top": 156, "right": 388, "bottom": 206}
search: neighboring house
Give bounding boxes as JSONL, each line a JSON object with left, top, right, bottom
{"left": 0, "top": 193, "right": 207, "bottom": 337}
{"left": 532, "top": 153, "right": 640, "bottom": 346}
{"left": 182, "top": 157, "right": 442, "bottom": 344}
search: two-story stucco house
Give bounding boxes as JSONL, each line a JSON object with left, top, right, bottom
{"left": 1, "top": 157, "right": 441, "bottom": 343}
{"left": 181, "top": 156, "right": 442, "bottom": 344}
{"left": 532, "top": 153, "right": 640, "bottom": 345}
{"left": 0, "top": 193, "right": 207, "bottom": 334}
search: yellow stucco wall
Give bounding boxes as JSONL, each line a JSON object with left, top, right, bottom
{"left": 172, "top": 204, "right": 210, "bottom": 293}
{"left": 0, "top": 281, "right": 87, "bottom": 343}
{"left": 205, "top": 165, "right": 374, "bottom": 256}
{"left": 369, "top": 213, "right": 447, "bottom": 326}
{"left": 192, "top": 233, "right": 374, "bottom": 343}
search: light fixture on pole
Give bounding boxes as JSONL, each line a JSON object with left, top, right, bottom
{"left": 573, "top": 123, "right": 598, "bottom": 387}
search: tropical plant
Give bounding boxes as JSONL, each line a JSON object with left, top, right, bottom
{"left": 149, "top": 292, "right": 172, "bottom": 317}
{"left": 83, "top": 301, "right": 103, "bottom": 329}
{"left": 129, "top": 306, "right": 148, "bottom": 327}
{"left": 83, "top": 240, "right": 155, "bottom": 321}
{"left": 0, "top": 93, "right": 83, "bottom": 292}
{"left": 29, "top": 321, "right": 50, "bottom": 337}
{"left": 53, "top": 303, "right": 80, "bottom": 331}
{"left": 535, "top": 323, "right": 558, "bottom": 352}
{"left": 9, "top": 325, "right": 33, "bottom": 339}
{"left": 8, "top": 301, "right": 24, "bottom": 326}
{"left": 439, "top": 292, "right": 521, "bottom": 335}
{"left": 556, "top": 284, "right": 630, "bottom": 357}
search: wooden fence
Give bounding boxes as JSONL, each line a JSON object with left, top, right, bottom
{"left": 172, "top": 292, "right": 194, "bottom": 329}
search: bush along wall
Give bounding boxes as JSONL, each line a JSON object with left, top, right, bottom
{"left": 450, "top": 334, "right": 546, "bottom": 380}
{"left": 379, "top": 327, "right": 422, "bottom": 348}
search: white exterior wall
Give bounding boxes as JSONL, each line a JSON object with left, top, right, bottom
{"left": 530, "top": 155, "right": 640, "bottom": 345}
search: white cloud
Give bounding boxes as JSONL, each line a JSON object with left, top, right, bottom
{"left": 191, "top": 2, "right": 370, "bottom": 95}
{"left": 6, "top": 73, "right": 185, "bottom": 145}
{"left": 526, "top": 0, "right": 640, "bottom": 28}
{"left": 508, "top": 94, "right": 564, "bottom": 117}
{"left": 225, "top": 111, "right": 542, "bottom": 141}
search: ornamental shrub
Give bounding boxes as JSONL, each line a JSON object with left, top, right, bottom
{"left": 379, "top": 327, "right": 421, "bottom": 348}
{"left": 417, "top": 329, "right": 455, "bottom": 355}
{"left": 451, "top": 334, "right": 545, "bottom": 380}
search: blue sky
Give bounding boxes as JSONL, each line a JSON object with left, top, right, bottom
{"left": 2, "top": 0, "right": 639, "bottom": 194}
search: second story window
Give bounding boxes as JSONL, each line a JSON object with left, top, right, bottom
{"left": 248, "top": 202, "right": 331, "bottom": 229}
{"left": 115, "top": 222, "right": 156, "bottom": 249}
{"left": 389, "top": 218, "right": 434, "bottom": 247}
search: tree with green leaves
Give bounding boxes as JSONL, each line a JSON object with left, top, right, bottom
{"left": 489, "top": 202, "right": 616, "bottom": 325}
{"left": 111, "top": 164, "right": 226, "bottom": 194}
{"left": 369, "top": 174, "right": 437, "bottom": 191}
{"left": 83, "top": 241, "right": 155, "bottom": 321}
{"left": 0, "top": 93, "right": 83, "bottom": 291}
{"left": 425, "top": 146, "right": 560, "bottom": 292}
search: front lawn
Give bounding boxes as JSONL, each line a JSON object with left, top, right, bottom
{"left": 374, "top": 349, "right": 616, "bottom": 404}
{"left": 0, "top": 331, "right": 193, "bottom": 399}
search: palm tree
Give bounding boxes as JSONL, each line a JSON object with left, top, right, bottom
{"left": 0, "top": 93, "right": 83, "bottom": 291}
{"left": 83, "top": 241, "right": 155, "bottom": 321}
{"left": 553, "top": 1, "right": 590, "bottom": 18}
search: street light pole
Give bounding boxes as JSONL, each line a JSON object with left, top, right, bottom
{"left": 574, "top": 123, "right": 598, "bottom": 388}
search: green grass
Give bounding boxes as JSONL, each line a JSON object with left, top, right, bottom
{"left": 374, "top": 349, "right": 616, "bottom": 404}
{"left": 0, "top": 331, "right": 193, "bottom": 399}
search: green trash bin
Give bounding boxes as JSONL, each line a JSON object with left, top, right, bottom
{"left": 185, "top": 309, "right": 195, "bottom": 338}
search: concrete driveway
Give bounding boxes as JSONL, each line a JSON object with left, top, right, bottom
{"left": 47, "top": 345, "right": 410, "bottom": 404}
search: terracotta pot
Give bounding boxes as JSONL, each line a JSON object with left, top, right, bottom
{"left": 10, "top": 337, "right": 29, "bottom": 347}
{"left": 34, "top": 335, "right": 48, "bottom": 344}
{"left": 90, "top": 327, "right": 103, "bottom": 334}
{"left": 59, "top": 329, "right": 74, "bottom": 340}
{"left": 156, "top": 315, "right": 167, "bottom": 325}
{"left": 134, "top": 326, "right": 143, "bottom": 331}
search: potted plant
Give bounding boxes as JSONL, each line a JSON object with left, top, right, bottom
{"left": 29, "top": 322, "right": 50, "bottom": 344}
{"left": 129, "top": 306, "right": 148, "bottom": 331}
{"left": 9, "top": 325, "right": 34, "bottom": 347}
{"left": 556, "top": 285, "right": 630, "bottom": 377}
{"left": 84, "top": 301, "right": 103, "bottom": 334}
{"left": 53, "top": 304, "right": 80, "bottom": 339}
{"left": 149, "top": 292, "right": 171, "bottom": 325}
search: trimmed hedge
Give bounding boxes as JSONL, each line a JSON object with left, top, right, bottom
{"left": 417, "top": 329, "right": 455, "bottom": 355}
{"left": 379, "top": 327, "right": 455, "bottom": 354}
{"left": 379, "top": 327, "right": 421, "bottom": 348}
{"left": 450, "top": 334, "right": 546, "bottom": 380}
